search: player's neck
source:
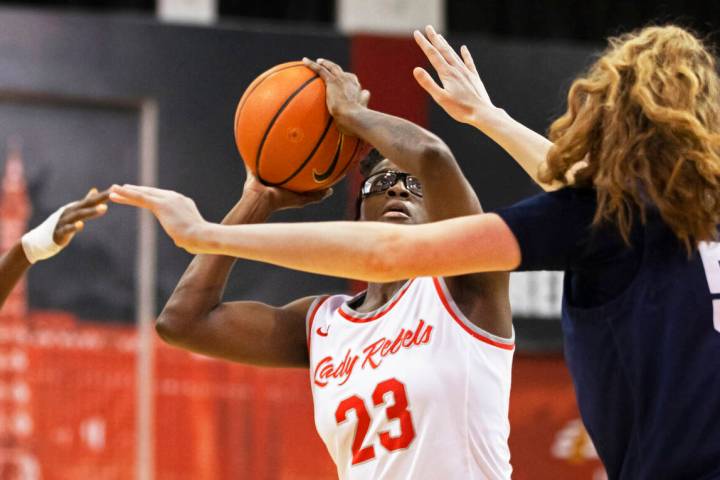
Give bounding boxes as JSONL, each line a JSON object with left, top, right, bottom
{"left": 355, "top": 280, "right": 408, "bottom": 313}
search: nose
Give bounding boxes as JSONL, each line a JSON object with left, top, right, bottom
{"left": 385, "top": 181, "right": 410, "bottom": 198}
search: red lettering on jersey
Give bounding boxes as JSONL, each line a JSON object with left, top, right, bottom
{"left": 314, "top": 349, "right": 359, "bottom": 387}
{"left": 313, "top": 320, "right": 433, "bottom": 388}
{"left": 362, "top": 320, "right": 433, "bottom": 369}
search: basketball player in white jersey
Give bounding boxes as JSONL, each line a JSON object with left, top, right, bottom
{"left": 130, "top": 58, "right": 514, "bottom": 479}
{"left": 0, "top": 188, "right": 110, "bottom": 309}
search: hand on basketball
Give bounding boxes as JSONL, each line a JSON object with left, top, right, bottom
{"left": 413, "top": 25, "right": 496, "bottom": 126}
{"left": 302, "top": 57, "right": 371, "bottom": 134}
{"left": 109, "top": 184, "right": 209, "bottom": 254}
{"left": 54, "top": 188, "right": 111, "bottom": 247}
{"left": 242, "top": 170, "right": 333, "bottom": 211}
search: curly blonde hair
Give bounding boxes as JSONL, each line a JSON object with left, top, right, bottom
{"left": 539, "top": 25, "right": 720, "bottom": 251}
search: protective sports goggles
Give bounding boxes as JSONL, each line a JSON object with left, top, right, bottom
{"left": 360, "top": 170, "right": 423, "bottom": 199}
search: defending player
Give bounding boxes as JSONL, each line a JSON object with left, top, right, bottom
{"left": 111, "top": 26, "right": 720, "bottom": 479}
{"left": 0, "top": 189, "right": 110, "bottom": 309}
{"left": 118, "top": 60, "right": 516, "bottom": 479}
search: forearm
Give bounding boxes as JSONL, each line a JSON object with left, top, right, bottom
{"left": 158, "top": 189, "right": 276, "bottom": 336}
{"left": 339, "top": 107, "right": 451, "bottom": 174}
{"left": 196, "top": 214, "right": 517, "bottom": 282}
{"left": 471, "top": 108, "right": 560, "bottom": 191}
{"left": 0, "top": 242, "right": 31, "bottom": 309}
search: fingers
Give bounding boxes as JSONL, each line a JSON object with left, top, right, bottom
{"left": 425, "top": 25, "right": 464, "bottom": 68}
{"left": 108, "top": 192, "right": 151, "bottom": 209}
{"left": 55, "top": 222, "right": 81, "bottom": 239}
{"left": 53, "top": 220, "right": 85, "bottom": 246}
{"left": 413, "top": 29, "right": 450, "bottom": 74}
{"left": 62, "top": 204, "right": 108, "bottom": 224}
{"left": 110, "top": 184, "right": 166, "bottom": 203}
{"left": 74, "top": 188, "right": 111, "bottom": 209}
{"left": 112, "top": 184, "right": 166, "bottom": 197}
{"left": 413, "top": 67, "right": 447, "bottom": 103}
{"left": 108, "top": 185, "right": 156, "bottom": 209}
{"left": 317, "top": 58, "right": 344, "bottom": 76}
{"left": 460, "top": 45, "right": 479, "bottom": 75}
{"left": 302, "top": 57, "right": 332, "bottom": 81}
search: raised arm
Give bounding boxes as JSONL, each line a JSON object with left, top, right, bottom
{"left": 412, "top": 25, "right": 560, "bottom": 191}
{"left": 109, "top": 185, "right": 521, "bottom": 283}
{"left": 303, "top": 58, "right": 510, "bottom": 338}
{"left": 152, "top": 174, "right": 331, "bottom": 367}
{"left": 0, "top": 189, "right": 109, "bottom": 309}
{"left": 303, "top": 57, "right": 480, "bottom": 220}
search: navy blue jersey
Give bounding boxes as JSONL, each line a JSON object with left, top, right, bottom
{"left": 496, "top": 187, "right": 720, "bottom": 480}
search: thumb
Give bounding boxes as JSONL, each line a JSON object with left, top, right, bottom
{"left": 313, "top": 188, "right": 334, "bottom": 202}
{"left": 303, "top": 187, "right": 333, "bottom": 204}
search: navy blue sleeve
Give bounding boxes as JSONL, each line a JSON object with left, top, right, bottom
{"left": 493, "top": 188, "right": 597, "bottom": 271}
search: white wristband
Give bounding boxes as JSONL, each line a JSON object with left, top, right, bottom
{"left": 20, "top": 203, "right": 72, "bottom": 264}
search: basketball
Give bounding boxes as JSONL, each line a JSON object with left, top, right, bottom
{"left": 234, "top": 61, "right": 365, "bottom": 192}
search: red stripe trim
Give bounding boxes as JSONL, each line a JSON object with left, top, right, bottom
{"left": 432, "top": 278, "right": 515, "bottom": 351}
{"left": 307, "top": 296, "right": 330, "bottom": 350}
{"left": 338, "top": 280, "right": 415, "bottom": 323}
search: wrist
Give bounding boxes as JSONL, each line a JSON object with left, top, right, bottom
{"left": 21, "top": 204, "right": 68, "bottom": 264}
{"left": 468, "top": 105, "right": 509, "bottom": 132}
{"left": 188, "top": 221, "right": 217, "bottom": 254}
{"left": 225, "top": 188, "right": 275, "bottom": 224}
{"left": 332, "top": 104, "right": 368, "bottom": 130}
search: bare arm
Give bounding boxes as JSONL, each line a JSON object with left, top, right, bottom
{"left": 0, "top": 189, "right": 109, "bottom": 311}
{"left": 413, "top": 26, "right": 560, "bottom": 191}
{"left": 0, "top": 243, "right": 31, "bottom": 308}
{"left": 154, "top": 178, "right": 330, "bottom": 368}
{"left": 110, "top": 185, "right": 520, "bottom": 283}
{"left": 201, "top": 214, "right": 520, "bottom": 282}
{"left": 304, "top": 58, "right": 481, "bottom": 220}
{"left": 304, "top": 58, "right": 510, "bottom": 337}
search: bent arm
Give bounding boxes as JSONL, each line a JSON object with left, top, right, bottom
{"left": 337, "top": 106, "right": 481, "bottom": 219}
{"left": 156, "top": 187, "right": 324, "bottom": 367}
{"left": 198, "top": 213, "right": 520, "bottom": 283}
{"left": 0, "top": 243, "right": 31, "bottom": 309}
{"left": 305, "top": 57, "right": 480, "bottom": 219}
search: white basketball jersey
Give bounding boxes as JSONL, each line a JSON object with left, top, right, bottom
{"left": 306, "top": 276, "right": 514, "bottom": 480}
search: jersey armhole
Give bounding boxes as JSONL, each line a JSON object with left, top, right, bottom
{"left": 432, "top": 277, "right": 515, "bottom": 351}
{"left": 306, "top": 295, "right": 330, "bottom": 350}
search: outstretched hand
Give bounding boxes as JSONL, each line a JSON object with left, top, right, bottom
{"left": 302, "top": 57, "right": 371, "bottom": 135}
{"left": 110, "top": 185, "right": 208, "bottom": 254}
{"left": 54, "top": 188, "right": 110, "bottom": 247}
{"left": 413, "top": 25, "right": 496, "bottom": 125}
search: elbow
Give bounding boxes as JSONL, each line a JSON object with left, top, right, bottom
{"left": 416, "top": 138, "right": 455, "bottom": 173}
{"left": 155, "top": 307, "right": 192, "bottom": 346}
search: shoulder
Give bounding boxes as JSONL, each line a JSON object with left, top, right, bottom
{"left": 494, "top": 187, "right": 596, "bottom": 233}
{"left": 492, "top": 187, "right": 598, "bottom": 271}
{"left": 298, "top": 293, "right": 351, "bottom": 323}
{"left": 497, "top": 186, "right": 595, "bottom": 216}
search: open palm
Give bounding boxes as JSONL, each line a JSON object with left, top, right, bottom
{"left": 413, "top": 25, "right": 494, "bottom": 125}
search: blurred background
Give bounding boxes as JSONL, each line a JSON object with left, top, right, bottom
{"left": 0, "top": 1, "right": 717, "bottom": 478}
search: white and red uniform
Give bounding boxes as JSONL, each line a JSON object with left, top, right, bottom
{"left": 306, "top": 276, "right": 514, "bottom": 480}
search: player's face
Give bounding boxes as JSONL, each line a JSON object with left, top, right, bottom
{"left": 359, "top": 159, "right": 428, "bottom": 225}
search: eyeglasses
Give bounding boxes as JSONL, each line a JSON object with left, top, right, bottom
{"left": 360, "top": 170, "right": 423, "bottom": 199}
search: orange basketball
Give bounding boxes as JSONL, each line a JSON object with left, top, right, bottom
{"left": 234, "top": 61, "right": 365, "bottom": 192}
